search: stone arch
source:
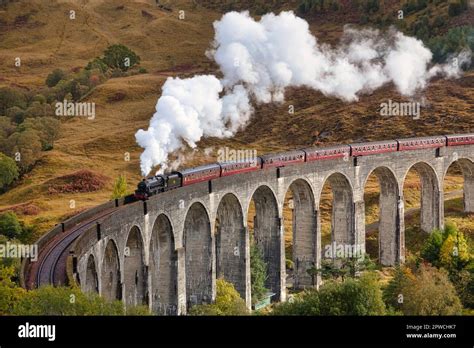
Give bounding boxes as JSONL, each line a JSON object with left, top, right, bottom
{"left": 363, "top": 166, "right": 401, "bottom": 265}
{"left": 248, "top": 185, "right": 282, "bottom": 300}
{"left": 444, "top": 158, "right": 474, "bottom": 213}
{"left": 403, "top": 162, "right": 441, "bottom": 232}
{"left": 319, "top": 172, "right": 354, "bottom": 251}
{"left": 215, "top": 193, "right": 247, "bottom": 301}
{"left": 284, "top": 179, "right": 316, "bottom": 289}
{"left": 101, "top": 239, "right": 121, "bottom": 301}
{"left": 124, "top": 226, "right": 146, "bottom": 307}
{"left": 184, "top": 202, "right": 212, "bottom": 307}
{"left": 85, "top": 254, "right": 98, "bottom": 293}
{"left": 150, "top": 214, "right": 178, "bottom": 315}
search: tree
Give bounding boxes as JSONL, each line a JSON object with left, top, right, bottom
{"left": 85, "top": 57, "right": 108, "bottom": 74}
{"left": 250, "top": 242, "right": 269, "bottom": 304}
{"left": 0, "top": 88, "right": 27, "bottom": 115}
{"left": 383, "top": 264, "right": 462, "bottom": 315}
{"left": 102, "top": 44, "right": 141, "bottom": 72}
{"left": 421, "top": 223, "right": 471, "bottom": 271}
{"left": 188, "top": 279, "right": 247, "bottom": 315}
{"left": 12, "top": 285, "right": 149, "bottom": 315}
{"left": 111, "top": 174, "right": 128, "bottom": 199}
{"left": 45, "top": 69, "right": 66, "bottom": 87}
{"left": 273, "top": 272, "right": 386, "bottom": 315}
{"left": 420, "top": 228, "right": 444, "bottom": 266}
{"left": 0, "top": 212, "right": 22, "bottom": 239}
{"left": 0, "top": 152, "right": 19, "bottom": 190}
{"left": 0, "top": 265, "right": 26, "bottom": 315}
{"left": 6, "top": 130, "right": 42, "bottom": 173}
{"left": 19, "top": 117, "right": 60, "bottom": 151}
{"left": 439, "top": 232, "right": 470, "bottom": 271}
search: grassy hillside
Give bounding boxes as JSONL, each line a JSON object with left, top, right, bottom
{"left": 0, "top": 0, "right": 472, "bottom": 241}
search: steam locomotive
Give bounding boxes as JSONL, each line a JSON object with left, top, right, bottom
{"left": 134, "top": 134, "right": 474, "bottom": 200}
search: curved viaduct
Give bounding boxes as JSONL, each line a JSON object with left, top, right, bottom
{"left": 46, "top": 143, "right": 474, "bottom": 315}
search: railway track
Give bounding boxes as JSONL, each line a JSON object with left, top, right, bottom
{"left": 26, "top": 208, "right": 118, "bottom": 290}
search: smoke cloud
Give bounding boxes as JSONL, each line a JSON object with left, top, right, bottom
{"left": 136, "top": 11, "right": 468, "bottom": 176}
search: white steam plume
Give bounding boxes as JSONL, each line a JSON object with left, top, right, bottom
{"left": 136, "top": 11, "right": 468, "bottom": 176}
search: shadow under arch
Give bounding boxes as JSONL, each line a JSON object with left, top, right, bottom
{"left": 363, "top": 166, "right": 401, "bottom": 265}
{"left": 248, "top": 185, "right": 282, "bottom": 300}
{"left": 444, "top": 158, "right": 474, "bottom": 213}
{"left": 150, "top": 214, "right": 178, "bottom": 315}
{"left": 85, "top": 254, "right": 98, "bottom": 293}
{"left": 283, "top": 178, "right": 317, "bottom": 289}
{"left": 215, "top": 193, "right": 247, "bottom": 301}
{"left": 184, "top": 202, "right": 212, "bottom": 308}
{"left": 403, "top": 162, "right": 441, "bottom": 233}
{"left": 101, "top": 239, "right": 121, "bottom": 301}
{"left": 319, "top": 172, "right": 354, "bottom": 251}
{"left": 124, "top": 226, "right": 146, "bottom": 307}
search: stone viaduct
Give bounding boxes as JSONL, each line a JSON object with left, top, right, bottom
{"left": 70, "top": 143, "right": 473, "bottom": 315}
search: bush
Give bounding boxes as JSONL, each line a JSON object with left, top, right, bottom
{"left": 0, "top": 152, "right": 19, "bottom": 190}
{"left": 19, "top": 117, "right": 60, "bottom": 151}
{"left": 138, "top": 67, "right": 148, "bottom": 74}
{"left": 12, "top": 285, "right": 148, "bottom": 315}
{"left": 111, "top": 174, "right": 128, "bottom": 199}
{"left": 188, "top": 279, "right": 247, "bottom": 315}
{"left": 45, "top": 69, "right": 66, "bottom": 87}
{"left": 0, "top": 212, "right": 22, "bottom": 239}
{"left": 421, "top": 228, "right": 444, "bottom": 266}
{"left": 5, "top": 106, "right": 26, "bottom": 123}
{"left": 0, "top": 88, "right": 27, "bottom": 115}
{"left": 383, "top": 264, "right": 462, "bottom": 315}
{"left": 421, "top": 223, "right": 471, "bottom": 271}
{"left": 0, "top": 265, "right": 27, "bottom": 315}
{"left": 85, "top": 57, "right": 108, "bottom": 74}
{"left": 6, "top": 129, "right": 42, "bottom": 173}
{"left": 273, "top": 272, "right": 386, "bottom": 315}
{"left": 102, "top": 44, "right": 140, "bottom": 72}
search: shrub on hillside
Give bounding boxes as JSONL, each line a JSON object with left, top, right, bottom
{"left": 273, "top": 272, "right": 386, "bottom": 315}
{"left": 12, "top": 285, "right": 149, "bottom": 315}
{"left": 421, "top": 223, "right": 471, "bottom": 271}
{"left": 383, "top": 264, "right": 462, "bottom": 315}
{"left": 47, "top": 170, "right": 108, "bottom": 194}
{"left": 45, "top": 69, "right": 66, "bottom": 88}
{"left": 0, "top": 88, "right": 27, "bottom": 115}
{"left": 0, "top": 212, "right": 22, "bottom": 239}
{"left": 188, "top": 279, "right": 247, "bottom": 315}
{"left": 0, "top": 152, "right": 19, "bottom": 190}
{"left": 6, "top": 129, "right": 42, "bottom": 173}
{"left": 19, "top": 117, "right": 60, "bottom": 151}
{"left": 111, "top": 174, "right": 128, "bottom": 199}
{"left": 102, "top": 44, "right": 140, "bottom": 72}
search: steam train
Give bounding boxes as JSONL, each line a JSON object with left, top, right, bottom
{"left": 134, "top": 134, "right": 474, "bottom": 200}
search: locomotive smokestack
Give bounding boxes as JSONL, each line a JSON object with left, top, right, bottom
{"left": 135, "top": 11, "right": 470, "bottom": 176}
